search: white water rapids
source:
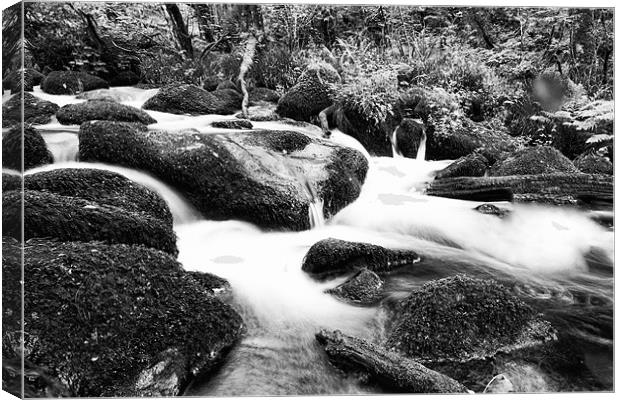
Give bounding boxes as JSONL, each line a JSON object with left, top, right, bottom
{"left": 5, "top": 86, "right": 614, "bottom": 394}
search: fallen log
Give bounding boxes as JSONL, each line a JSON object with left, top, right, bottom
{"left": 426, "top": 173, "right": 613, "bottom": 204}
{"left": 315, "top": 330, "right": 469, "bottom": 393}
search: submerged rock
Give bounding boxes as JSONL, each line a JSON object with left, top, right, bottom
{"left": 2, "top": 92, "right": 60, "bottom": 127}
{"left": 142, "top": 84, "right": 240, "bottom": 115}
{"left": 2, "top": 124, "right": 53, "bottom": 171}
{"left": 489, "top": 146, "right": 579, "bottom": 176}
{"left": 211, "top": 119, "right": 253, "bottom": 130}
{"left": 2, "top": 68, "right": 45, "bottom": 93}
{"left": 41, "top": 71, "right": 109, "bottom": 95}
{"left": 316, "top": 330, "right": 469, "bottom": 393}
{"left": 302, "top": 238, "right": 420, "bottom": 278}
{"left": 435, "top": 153, "right": 489, "bottom": 180}
{"left": 4, "top": 238, "right": 244, "bottom": 397}
{"left": 325, "top": 268, "right": 384, "bottom": 305}
{"left": 79, "top": 121, "right": 368, "bottom": 230}
{"left": 474, "top": 203, "right": 511, "bottom": 218}
{"left": 57, "top": 99, "right": 156, "bottom": 125}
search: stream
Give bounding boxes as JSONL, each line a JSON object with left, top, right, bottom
{"left": 7, "top": 86, "right": 614, "bottom": 394}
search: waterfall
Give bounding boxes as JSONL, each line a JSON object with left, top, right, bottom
{"left": 416, "top": 127, "right": 427, "bottom": 160}
{"left": 308, "top": 198, "right": 325, "bottom": 229}
{"left": 391, "top": 125, "right": 403, "bottom": 158}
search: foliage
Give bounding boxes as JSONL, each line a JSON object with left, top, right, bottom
{"left": 337, "top": 71, "right": 399, "bottom": 126}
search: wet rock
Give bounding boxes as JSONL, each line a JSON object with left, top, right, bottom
{"left": 435, "top": 153, "right": 489, "bottom": 180}
{"left": 212, "top": 88, "right": 243, "bottom": 110}
{"left": 211, "top": 119, "right": 253, "bottom": 130}
{"left": 4, "top": 238, "right": 244, "bottom": 397}
{"left": 489, "top": 146, "right": 579, "bottom": 176}
{"left": 109, "top": 70, "right": 140, "bottom": 86}
{"left": 2, "top": 92, "right": 60, "bottom": 127}
{"left": 334, "top": 105, "right": 396, "bottom": 157}
{"left": 203, "top": 75, "right": 222, "bottom": 91}
{"left": 325, "top": 269, "right": 384, "bottom": 305}
{"left": 276, "top": 63, "right": 340, "bottom": 122}
{"left": 386, "top": 275, "right": 557, "bottom": 363}
{"left": 79, "top": 121, "right": 368, "bottom": 230}
{"left": 142, "top": 84, "right": 240, "bottom": 115}
{"left": 216, "top": 80, "right": 240, "bottom": 92}
{"left": 2, "top": 124, "right": 53, "bottom": 171}
{"left": 573, "top": 153, "right": 613, "bottom": 175}
{"left": 56, "top": 99, "right": 156, "bottom": 125}
{"left": 249, "top": 87, "right": 280, "bottom": 104}
{"left": 302, "top": 238, "right": 420, "bottom": 278}
{"left": 2, "top": 68, "right": 45, "bottom": 93}
{"left": 41, "top": 71, "right": 109, "bottom": 95}
{"left": 394, "top": 118, "right": 425, "bottom": 158}
{"left": 474, "top": 203, "right": 511, "bottom": 218}
{"left": 316, "top": 330, "right": 469, "bottom": 393}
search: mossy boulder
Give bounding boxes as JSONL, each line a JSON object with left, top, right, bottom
{"left": 203, "top": 75, "right": 222, "bottom": 91}
{"left": 302, "top": 238, "right": 420, "bottom": 279}
{"left": 2, "top": 124, "right": 53, "bottom": 171}
{"left": 56, "top": 100, "right": 156, "bottom": 125}
{"left": 2, "top": 92, "right": 60, "bottom": 127}
{"left": 435, "top": 153, "right": 489, "bottom": 180}
{"left": 41, "top": 71, "right": 109, "bottom": 95}
{"left": 79, "top": 121, "right": 368, "bottom": 230}
{"left": 212, "top": 88, "right": 243, "bottom": 110}
{"left": 325, "top": 268, "right": 384, "bottom": 305}
{"left": 489, "top": 146, "right": 579, "bottom": 176}
{"left": 3, "top": 237, "right": 244, "bottom": 396}
{"left": 142, "top": 84, "right": 240, "bottom": 115}
{"left": 216, "top": 80, "right": 240, "bottom": 92}
{"left": 386, "top": 275, "right": 557, "bottom": 363}
{"left": 276, "top": 63, "right": 340, "bottom": 122}
{"left": 2, "top": 68, "right": 45, "bottom": 93}
{"left": 211, "top": 119, "right": 253, "bottom": 130}
{"left": 395, "top": 118, "right": 426, "bottom": 158}
{"left": 109, "top": 70, "right": 140, "bottom": 86}
{"left": 249, "top": 87, "right": 280, "bottom": 104}
{"left": 573, "top": 153, "right": 613, "bottom": 175}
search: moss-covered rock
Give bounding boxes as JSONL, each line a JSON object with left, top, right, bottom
{"left": 211, "top": 119, "right": 253, "bottom": 130}
{"left": 435, "top": 153, "right": 489, "bottom": 179}
{"left": 213, "top": 88, "right": 243, "bottom": 110}
{"left": 2, "top": 68, "right": 46, "bottom": 93}
{"left": 216, "top": 80, "right": 240, "bottom": 92}
{"left": 203, "top": 75, "right": 222, "bottom": 91}
{"left": 325, "top": 268, "right": 384, "bottom": 305}
{"left": 395, "top": 118, "right": 426, "bottom": 158}
{"left": 142, "top": 84, "right": 239, "bottom": 115}
{"left": 302, "top": 238, "right": 420, "bottom": 279}
{"left": 3, "top": 189, "right": 177, "bottom": 255}
{"left": 2, "top": 92, "right": 60, "bottom": 127}
{"left": 2, "top": 124, "right": 53, "bottom": 171}
{"left": 489, "top": 146, "right": 579, "bottom": 176}
{"left": 276, "top": 63, "right": 340, "bottom": 122}
{"left": 79, "top": 121, "right": 367, "bottom": 230}
{"left": 109, "top": 70, "right": 140, "bottom": 86}
{"left": 249, "top": 87, "right": 280, "bottom": 104}
{"left": 573, "top": 153, "right": 613, "bottom": 175}
{"left": 5, "top": 238, "right": 243, "bottom": 396}
{"left": 56, "top": 100, "right": 156, "bottom": 125}
{"left": 386, "top": 275, "right": 557, "bottom": 363}
{"left": 2, "top": 173, "right": 21, "bottom": 192}
{"left": 40, "top": 71, "right": 109, "bottom": 95}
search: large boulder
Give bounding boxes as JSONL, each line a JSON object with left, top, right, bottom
{"left": 40, "top": 71, "right": 109, "bottom": 95}
{"left": 142, "top": 84, "right": 240, "bottom": 115}
{"left": 79, "top": 121, "right": 368, "bottom": 230}
{"left": 316, "top": 330, "right": 469, "bottom": 393}
{"left": 325, "top": 268, "right": 384, "bottom": 305}
{"left": 386, "top": 275, "right": 557, "bottom": 363}
{"left": 2, "top": 124, "right": 53, "bottom": 171}
{"left": 2, "top": 237, "right": 243, "bottom": 396}
{"left": 435, "top": 153, "right": 489, "bottom": 180}
{"left": 2, "top": 68, "right": 45, "bottom": 93}
{"left": 276, "top": 63, "right": 340, "bottom": 122}
{"left": 2, "top": 91, "right": 60, "bottom": 127}
{"left": 395, "top": 118, "right": 426, "bottom": 158}
{"left": 302, "top": 238, "right": 420, "bottom": 278}
{"left": 488, "top": 146, "right": 579, "bottom": 176}
{"left": 573, "top": 153, "right": 613, "bottom": 175}
{"left": 56, "top": 99, "right": 156, "bottom": 125}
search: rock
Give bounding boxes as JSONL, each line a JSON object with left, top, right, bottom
{"left": 216, "top": 80, "right": 240, "bottom": 92}
{"left": 276, "top": 63, "right": 340, "bottom": 122}
{"left": 325, "top": 268, "right": 384, "bottom": 305}
{"left": 249, "top": 87, "right": 280, "bottom": 104}
{"left": 40, "top": 71, "right": 109, "bottom": 94}
{"left": 489, "top": 146, "right": 579, "bottom": 176}
{"left": 2, "top": 124, "right": 53, "bottom": 171}
{"left": 316, "top": 330, "right": 469, "bottom": 393}
{"left": 573, "top": 153, "right": 613, "bottom": 175}
{"left": 79, "top": 121, "right": 368, "bottom": 230}
{"left": 386, "top": 275, "right": 557, "bottom": 363}
{"left": 211, "top": 119, "right": 253, "bottom": 130}
{"left": 3, "top": 237, "right": 244, "bottom": 396}
{"left": 2, "top": 91, "right": 60, "bottom": 127}
{"left": 76, "top": 89, "right": 131, "bottom": 102}
{"left": 394, "top": 118, "right": 425, "bottom": 158}
{"left": 334, "top": 106, "right": 396, "bottom": 157}
{"left": 236, "top": 104, "right": 280, "bottom": 121}
{"left": 203, "top": 75, "right": 222, "bottom": 91}
{"left": 2, "top": 173, "right": 21, "bottom": 192}
{"left": 213, "top": 88, "right": 243, "bottom": 110}
{"left": 142, "top": 84, "right": 239, "bottom": 115}
{"left": 474, "top": 203, "right": 511, "bottom": 218}
{"left": 426, "top": 173, "right": 613, "bottom": 205}
{"left": 56, "top": 100, "right": 156, "bottom": 125}
{"left": 302, "top": 238, "right": 420, "bottom": 278}
{"left": 2, "top": 68, "right": 46, "bottom": 92}
{"left": 109, "top": 70, "right": 140, "bottom": 86}
{"left": 435, "top": 153, "right": 489, "bottom": 180}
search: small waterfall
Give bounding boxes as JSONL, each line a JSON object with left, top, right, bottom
{"left": 416, "top": 127, "right": 427, "bottom": 160}
{"left": 309, "top": 198, "right": 325, "bottom": 229}
{"left": 391, "top": 125, "right": 403, "bottom": 158}
{"left": 41, "top": 132, "right": 79, "bottom": 163}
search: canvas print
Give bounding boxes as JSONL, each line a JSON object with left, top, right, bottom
{"left": 1, "top": 1, "right": 614, "bottom": 397}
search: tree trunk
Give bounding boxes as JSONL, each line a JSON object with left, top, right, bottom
{"left": 192, "top": 4, "right": 215, "bottom": 43}
{"left": 165, "top": 4, "right": 194, "bottom": 59}
{"left": 470, "top": 11, "right": 494, "bottom": 49}
{"left": 237, "top": 35, "right": 258, "bottom": 118}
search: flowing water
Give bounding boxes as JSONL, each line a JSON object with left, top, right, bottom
{"left": 11, "top": 86, "right": 614, "bottom": 394}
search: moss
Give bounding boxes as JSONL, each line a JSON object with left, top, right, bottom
{"left": 321, "top": 146, "right": 368, "bottom": 218}
{"left": 56, "top": 100, "right": 156, "bottom": 125}
{"left": 395, "top": 118, "right": 425, "bottom": 158}
{"left": 386, "top": 275, "right": 535, "bottom": 361}
{"left": 203, "top": 76, "right": 222, "bottom": 91}
{"left": 2, "top": 124, "right": 53, "bottom": 171}
{"left": 142, "top": 84, "right": 239, "bottom": 115}
{"left": 216, "top": 80, "right": 239, "bottom": 92}
{"left": 435, "top": 153, "right": 489, "bottom": 179}
{"left": 2, "top": 68, "right": 45, "bottom": 93}
{"left": 2, "top": 92, "right": 60, "bottom": 127}
{"left": 325, "top": 268, "right": 384, "bottom": 305}
{"left": 3, "top": 190, "right": 177, "bottom": 256}
{"left": 14, "top": 238, "right": 243, "bottom": 396}
{"left": 41, "top": 71, "right": 109, "bottom": 95}
{"left": 2, "top": 173, "right": 21, "bottom": 192}
{"left": 335, "top": 106, "right": 395, "bottom": 156}
{"left": 573, "top": 153, "right": 613, "bottom": 175}
{"left": 242, "top": 130, "right": 312, "bottom": 153}
{"left": 213, "top": 88, "right": 243, "bottom": 110}
{"left": 489, "top": 146, "right": 579, "bottom": 176}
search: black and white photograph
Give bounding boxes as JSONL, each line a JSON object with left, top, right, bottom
{"left": 0, "top": 0, "right": 615, "bottom": 397}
